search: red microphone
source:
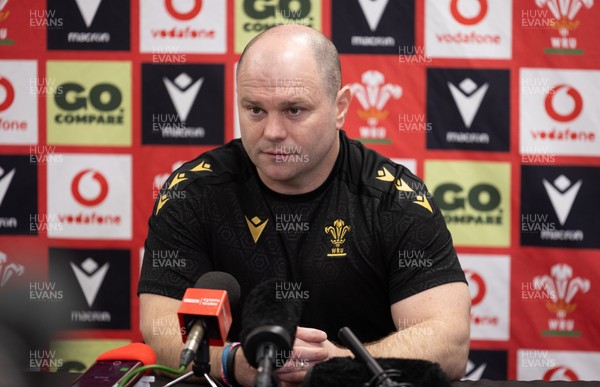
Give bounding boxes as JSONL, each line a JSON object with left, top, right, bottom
{"left": 71, "top": 343, "right": 156, "bottom": 387}
{"left": 177, "top": 272, "right": 241, "bottom": 368}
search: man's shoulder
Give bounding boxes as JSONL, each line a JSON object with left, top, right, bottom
{"left": 341, "top": 132, "right": 434, "bottom": 214}
{"left": 160, "top": 139, "right": 251, "bottom": 193}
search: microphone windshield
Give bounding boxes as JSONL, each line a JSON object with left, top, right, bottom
{"left": 194, "top": 271, "right": 241, "bottom": 309}
{"left": 304, "top": 357, "right": 451, "bottom": 387}
{"left": 240, "top": 279, "right": 302, "bottom": 367}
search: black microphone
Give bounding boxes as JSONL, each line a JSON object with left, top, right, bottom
{"left": 303, "top": 357, "right": 451, "bottom": 387}
{"left": 178, "top": 271, "right": 241, "bottom": 368}
{"left": 240, "top": 279, "right": 302, "bottom": 387}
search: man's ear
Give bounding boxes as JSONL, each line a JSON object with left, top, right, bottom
{"left": 335, "top": 86, "right": 352, "bottom": 129}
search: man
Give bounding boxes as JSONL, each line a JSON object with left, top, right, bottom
{"left": 138, "top": 25, "right": 471, "bottom": 386}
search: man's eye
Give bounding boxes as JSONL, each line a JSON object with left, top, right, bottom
{"left": 249, "top": 107, "right": 262, "bottom": 115}
{"left": 288, "top": 107, "right": 302, "bottom": 116}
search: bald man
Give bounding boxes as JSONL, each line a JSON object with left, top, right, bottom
{"left": 138, "top": 25, "right": 470, "bottom": 386}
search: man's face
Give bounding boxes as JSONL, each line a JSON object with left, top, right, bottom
{"left": 237, "top": 47, "right": 344, "bottom": 194}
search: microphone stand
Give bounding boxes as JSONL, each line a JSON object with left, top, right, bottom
{"left": 192, "top": 337, "right": 211, "bottom": 377}
{"left": 168, "top": 335, "right": 223, "bottom": 387}
{"left": 254, "top": 342, "right": 279, "bottom": 387}
{"left": 338, "top": 327, "right": 413, "bottom": 387}
{"left": 167, "top": 337, "right": 224, "bottom": 387}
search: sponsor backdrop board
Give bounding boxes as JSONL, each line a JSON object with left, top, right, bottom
{"left": 0, "top": 0, "right": 599, "bottom": 381}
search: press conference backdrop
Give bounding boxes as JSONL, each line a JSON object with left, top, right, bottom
{"left": 0, "top": 0, "right": 599, "bottom": 382}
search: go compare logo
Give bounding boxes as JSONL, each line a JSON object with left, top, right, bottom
{"left": 235, "top": 0, "right": 322, "bottom": 52}
{"left": 53, "top": 83, "right": 123, "bottom": 125}
{"left": 425, "top": 160, "right": 510, "bottom": 247}
{"left": 47, "top": 61, "right": 131, "bottom": 146}
{"left": 433, "top": 182, "right": 502, "bottom": 225}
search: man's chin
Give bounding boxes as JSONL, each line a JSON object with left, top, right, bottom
{"left": 257, "top": 166, "right": 299, "bottom": 185}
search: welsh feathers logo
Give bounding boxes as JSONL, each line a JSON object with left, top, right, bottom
{"left": 533, "top": 263, "right": 590, "bottom": 336}
{"left": 324, "top": 219, "right": 351, "bottom": 257}
{"left": 536, "top": 0, "right": 594, "bottom": 54}
{"left": 0, "top": 251, "right": 25, "bottom": 287}
{"left": 0, "top": 0, "right": 13, "bottom": 45}
{"left": 348, "top": 70, "right": 402, "bottom": 143}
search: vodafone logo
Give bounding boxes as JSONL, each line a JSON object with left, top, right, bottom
{"left": 450, "top": 0, "right": 488, "bottom": 25}
{"left": 71, "top": 170, "right": 109, "bottom": 207}
{"left": 47, "top": 154, "right": 131, "bottom": 239}
{"left": 0, "top": 76, "right": 15, "bottom": 112}
{"left": 543, "top": 366, "right": 579, "bottom": 381}
{"left": 459, "top": 255, "right": 508, "bottom": 339}
{"left": 165, "top": 0, "right": 202, "bottom": 20}
{"left": 545, "top": 85, "right": 583, "bottom": 122}
{"left": 465, "top": 269, "right": 486, "bottom": 305}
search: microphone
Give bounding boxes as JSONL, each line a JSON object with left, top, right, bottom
{"left": 71, "top": 343, "right": 156, "bottom": 387}
{"left": 303, "top": 357, "right": 451, "bottom": 387}
{"left": 178, "top": 271, "right": 241, "bottom": 368}
{"left": 240, "top": 279, "right": 302, "bottom": 387}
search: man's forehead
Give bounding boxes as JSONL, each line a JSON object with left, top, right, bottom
{"left": 238, "top": 39, "right": 318, "bottom": 75}
{"left": 239, "top": 94, "right": 314, "bottom": 105}
{"left": 239, "top": 57, "right": 317, "bottom": 77}
{"left": 237, "top": 67, "right": 322, "bottom": 91}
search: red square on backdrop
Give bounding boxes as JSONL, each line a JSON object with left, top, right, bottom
{"left": 341, "top": 55, "right": 425, "bottom": 160}
{"left": 511, "top": 249, "right": 600, "bottom": 351}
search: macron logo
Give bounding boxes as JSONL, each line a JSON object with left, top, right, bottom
{"left": 74, "top": 0, "right": 103, "bottom": 28}
{"left": 448, "top": 78, "right": 488, "bottom": 129}
{"left": 463, "top": 360, "right": 487, "bottom": 381}
{"left": 163, "top": 73, "right": 203, "bottom": 123}
{"left": 357, "top": 0, "right": 389, "bottom": 31}
{"left": 70, "top": 258, "right": 109, "bottom": 308}
{"left": 543, "top": 175, "right": 582, "bottom": 226}
{"left": 0, "top": 167, "right": 16, "bottom": 208}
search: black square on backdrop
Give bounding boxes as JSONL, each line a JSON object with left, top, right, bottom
{"left": 427, "top": 68, "right": 510, "bottom": 152}
{"left": 331, "top": 0, "right": 415, "bottom": 54}
{"left": 521, "top": 165, "right": 600, "bottom": 249}
{"left": 48, "top": 248, "right": 131, "bottom": 329}
{"left": 47, "top": 0, "right": 130, "bottom": 51}
{"left": 465, "top": 350, "right": 508, "bottom": 380}
{"left": 0, "top": 155, "right": 38, "bottom": 235}
{"left": 142, "top": 63, "right": 225, "bottom": 145}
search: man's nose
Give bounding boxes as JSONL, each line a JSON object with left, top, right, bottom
{"left": 263, "top": 113, "right": 287, "bottom": 141}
